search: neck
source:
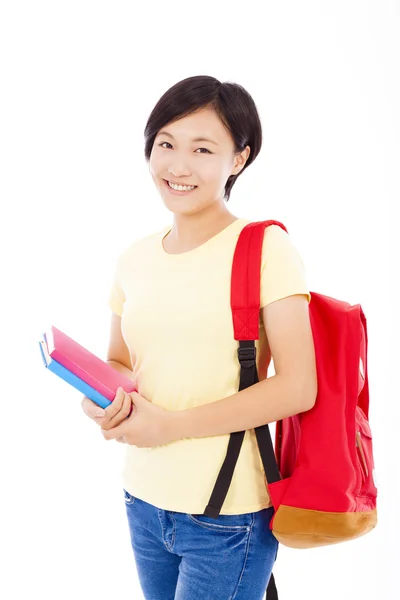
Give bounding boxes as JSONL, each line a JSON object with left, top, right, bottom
{"left": 167, "top": 206, "right": 239, "bottom": 249}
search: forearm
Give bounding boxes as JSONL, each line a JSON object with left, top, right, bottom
{"left": 175, "top": 375, "right": 315, "bottom": 439}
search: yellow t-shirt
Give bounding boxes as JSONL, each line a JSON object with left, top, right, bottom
{"left": 108, "top": 218, "right": 311, "bottom": 514}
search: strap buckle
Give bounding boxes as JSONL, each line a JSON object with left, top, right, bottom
{"left": 237, "top": 346, "right": 256, "bottom": 367}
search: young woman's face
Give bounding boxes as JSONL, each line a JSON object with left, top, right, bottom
{"left": 149, "top": 107, "right": 250, "bottom": 215}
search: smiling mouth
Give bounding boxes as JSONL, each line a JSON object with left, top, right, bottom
{"left": 164, "top": 179, "right": 198, "bottom": 192}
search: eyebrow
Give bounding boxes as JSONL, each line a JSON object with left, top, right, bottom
{"left": 157, "top": 130, "right": 219, "bottom": 146}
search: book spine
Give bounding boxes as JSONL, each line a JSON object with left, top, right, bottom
{"left": 46, "top": 357, "right": 112, "bottom": 408}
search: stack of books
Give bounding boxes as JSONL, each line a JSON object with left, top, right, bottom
{"left": 39, "top": 326, "right": 136, "bottom": 409}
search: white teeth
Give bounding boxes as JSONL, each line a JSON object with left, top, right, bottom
{"left": 168, "top": 181, "right": 196, "bottom": 191}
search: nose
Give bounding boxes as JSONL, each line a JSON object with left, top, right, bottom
{"left": 168, "top": 161, "right": 192, "bottom": 178}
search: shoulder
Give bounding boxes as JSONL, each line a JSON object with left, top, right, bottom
{"left": 237, "top": 220, "right": 300, "bottom": 261}
{"left": 240, "top": 221, "right": 291, "bottom": 244}
{"left": 258, "top": 222, "right": 310, "bottom": 305}
{"left": 261, "top": 223, "right": 302, "bottom": 261}
{"left": 114, "top": 224, "right": 170, "bottom": 266}
{"left": 262, "top": 223, "right": 291, "bottom": 243}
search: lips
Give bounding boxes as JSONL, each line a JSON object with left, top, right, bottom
{"left": 164, "top": 179, "right": 196, "bottom": 187}
{"left": 163, "top": 180, "right": 198, "bottom": 197}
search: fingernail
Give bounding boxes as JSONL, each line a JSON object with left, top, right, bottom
{"left": 95, "top": 409, "right": 106, "bottom": 417}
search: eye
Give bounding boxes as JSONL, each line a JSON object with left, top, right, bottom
{"left": 158, "top": 142, "right": 212, "bottom": 154}
{"left": 195, "top": 147, "right": 212, "bottom": 154}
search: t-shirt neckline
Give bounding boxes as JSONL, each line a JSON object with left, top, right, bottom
{"left": 159, "top": 218, "right": 248, "bottom": 257}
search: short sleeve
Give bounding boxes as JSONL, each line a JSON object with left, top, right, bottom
{"left": 107, "top": 255, "right": 126, "bottom": 317}
{"left": 260, "top": 225, "right": 311, "bottom": 307}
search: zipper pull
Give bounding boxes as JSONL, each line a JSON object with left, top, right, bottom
{"left": 356, "top": 431, "right": 369, "bottom": 477}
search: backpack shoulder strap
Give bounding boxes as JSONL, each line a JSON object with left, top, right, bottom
{"left": 231, "top": 220, "right": 288, "bottom": 340}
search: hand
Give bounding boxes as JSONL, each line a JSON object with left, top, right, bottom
{"left": 81, "top": 388, "right": 136, "bottom": 433}
{"left": 101, "top": 390, "right": 179, "bottom": 448}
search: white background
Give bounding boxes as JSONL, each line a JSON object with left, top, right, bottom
{"left": 1, "top": 1, "right": 398, "bottom": 598}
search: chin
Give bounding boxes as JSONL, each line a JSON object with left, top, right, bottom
{"left": 162, "top": 202, "right": 199, "bottom": 216}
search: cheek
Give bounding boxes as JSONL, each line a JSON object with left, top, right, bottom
{"left": 200, "top": 158, "right": 229, "bottom": 184}
{"left": 149, "top": 146, "right": 165, "bottom": 174}
{"left": 149, "top": 162, "right": 164, "bottom": 185}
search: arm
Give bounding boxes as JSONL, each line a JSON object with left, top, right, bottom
{"left": 106, "top": 312, "right": 135, "bottom": 379}
{"left": 107, "top": 359, "right": 134, "bottom": 379}
{"left": 173, "top": 294, "right": 317, "bottom": 439}
{"left": 82, "top": 312, "right": 135, "bottom": 429}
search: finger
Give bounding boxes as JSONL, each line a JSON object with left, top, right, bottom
{"left": 101, "top": 388, "right": 125, "bottom": 424}
{"left": 102, "top": 392, "right": 133, "bottom": 431}
{"left": 81, "top": 396, "right": 106, "bottom": 420}
{"left": 102, "top": 417, "right": 126, "bottom": 441}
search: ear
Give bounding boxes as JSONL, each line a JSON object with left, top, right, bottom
{"left": 232, "top": 145, "right": 251, "bottom": 176}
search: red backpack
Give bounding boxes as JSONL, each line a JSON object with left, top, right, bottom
{"left": 203, "top": 220, "right": 378, "bottom": 600}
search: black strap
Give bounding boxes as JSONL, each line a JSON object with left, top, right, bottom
{"left": 203, "top": 341, "right": 259, "bottom": 518}
{"left": 204, "top": 340, "right": 281, "bottom": 600}
{"left": 266, "top": 573, "right": 278, "bottom": 600}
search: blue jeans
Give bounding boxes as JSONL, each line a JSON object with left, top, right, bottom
{"left": 123, "top": 488, "right": 279, "bottom": 600}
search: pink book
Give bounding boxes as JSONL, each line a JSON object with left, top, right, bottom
{"left": 44, "top": 325, "right": 136, "bottom": 401}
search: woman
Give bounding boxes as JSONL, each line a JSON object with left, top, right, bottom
{"left": 82, "top": 75, "right": 317, "bottom": 600}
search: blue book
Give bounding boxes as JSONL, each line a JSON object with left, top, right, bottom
{"left": 39, "top": 339, "right": 112, "bottom": 409}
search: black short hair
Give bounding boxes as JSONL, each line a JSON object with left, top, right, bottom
{"left": 144, "top": 75, "right": 263, "bottom": 202}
